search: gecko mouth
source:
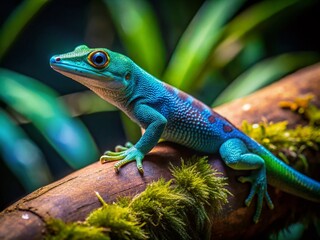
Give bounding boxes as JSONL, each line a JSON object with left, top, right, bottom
{"left": 50, "top": 57, "right": 124, "bottom": 90}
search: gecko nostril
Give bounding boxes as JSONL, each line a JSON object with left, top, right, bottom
{"left": 50, "top": 56, "right": 58, "bottom": 65}
{"left": 50, "top": 57, "right": 62, "bottom": 65}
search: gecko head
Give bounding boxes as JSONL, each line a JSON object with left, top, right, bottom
{"left": 50, "top": 45, "right": 135, "bottom": 91}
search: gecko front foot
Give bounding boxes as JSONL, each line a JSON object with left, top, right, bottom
{"left": 100, "top": 142, "right": 145, "bottom": 174}
{"left": 238, "top": 168, "right": 274, "bottom": 223}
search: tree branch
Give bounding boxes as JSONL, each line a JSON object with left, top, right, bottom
{"left": 1, "top": 63, "right": 320, "bottom": 239}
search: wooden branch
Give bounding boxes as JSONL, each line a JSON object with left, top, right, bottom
{"left": 1, "top": 63, "right": 320, "bottom": 239}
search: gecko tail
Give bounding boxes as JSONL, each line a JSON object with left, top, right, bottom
{"left": 263, "top": 149, "right": 320, "bottom": 202}
{"left": 243, "top": 135, "right": 320, "bottom": 202}
{"left": 266, "top": 152, "right": 320, "bottom": 202}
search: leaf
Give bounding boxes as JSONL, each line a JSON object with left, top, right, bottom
{"left": 163, "top": 0, "right": 246, "bottom": 90}
{"left": 0, "top": 110, "right": 52, "bottom": 191}
{"left": 206, "top": 0, "right": 302, "bottom": 67}
{"left": 212, "top": 52, "right": 319, "bottom": 106}
{"left": 103, "top": 0, "right": 166, "bottom": 76}
{"left": 180, "top": 0, "right": 304, "bottom": 93}
{"left": 0, "top": 68, "right": 99, "bottom": 169}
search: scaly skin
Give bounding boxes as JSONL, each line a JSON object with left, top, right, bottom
{"left": 50, "top": 45, "right": 320, "bottom": 223}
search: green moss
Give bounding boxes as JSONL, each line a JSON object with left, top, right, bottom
{"left": 86, "top": 202, "right": 146, "bottom": 240}
{"left": 170, "top": 157, "right": 230, "bottom": 238}
{"left": 129, "top": 179, "right": 191, "bottom": 240}
{"left": 46, "top": 219, "right": 109, "bottom": 240}
{"left": 45, "top": 157, "right": 230, "bottom": 240}
{"left": 242, "top": 120, "right": 320, "bottom": 171}
{"left": 241, "top": 95, "right": 320, "bottom": 171}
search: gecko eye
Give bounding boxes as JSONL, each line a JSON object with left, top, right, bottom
{"left": 88, "top": 51, "right": 109, "bottom": 69}
{"left": 125, "top": 72, "right": 131, "bottom": 80}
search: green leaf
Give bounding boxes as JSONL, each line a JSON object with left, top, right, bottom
{"left": 103, "top": 0, "right": 166, "bottom": 76}
{"left": 0, "top": 110, "right": 52, "bottom": 191}
{"left": 208, "top": 0, "right": 301, "bottom": 65}
{"left": 172, "top": 0, "right": 306, "bottom": 94}
{"left": 61, "top": 91, "right": 116, "bottom": 117}
{"left": 196, "top": 0, "right": 304, "bottom": 90}
{"left": 0, "top": 68, "right": 99, "bottom": 169}
{"left": 212, "top": 52, "right": 319, "bottom": 106}
{"left": 163, "top": 0, "right": 246, "bottom": 90}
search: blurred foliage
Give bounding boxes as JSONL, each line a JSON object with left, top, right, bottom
{"left": 0, "top": 0, "right": 100, "bottom": 192}
{"left": 0, "top": 0, "right": 319, "bottom": 208}
{"left": 0, "top": 109, "right": 52, "bottom": 191}
{"left": 269, "top": 222, "right": 305, "bottom": 240}
{"left": 279, "top": 94, "right": 320, "bottom": 125}
{"left": 0, "top": 69, "right": 98, "bottom": 168}
{"left": 103, "top": 0, "right": 165, "bottom": 77}
{"left": 163, "top": 0, "right": 246, "bottom": 88}
{"left": 0, "top": 68, "right": 99, "bottom": 190}
{"left": 213, "top": 52, "right": 319, "bottom": 106}
{"left": 242, "top": 120, "right": 320, "bottom": 172}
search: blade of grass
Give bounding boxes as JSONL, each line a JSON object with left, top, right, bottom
{"left": 212, "top": 52, "right": 320, "bottom": 106}
{"left": 208, "top": 0, "right": 302, "bottom": 68}
{"left": 163, "top": 0, "right": 246, "bottom": 90}
{"left": 0, "top": 69, "right": 99, "bottom": 168}
{"left": 196, "top": 0, "right": 306, "bottom": 91}
{"left": 103, "top": 0, "right": 166, "bottom": 77}
{"left": 194, "top": 36, "right": 266, "bottom": 104}
{"left": 0, "top": 110, "right": 53, "bottom": 191}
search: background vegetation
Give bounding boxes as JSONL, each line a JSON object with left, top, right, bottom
{"left": 1, "top": 0, "right": 320, "bottom": 218}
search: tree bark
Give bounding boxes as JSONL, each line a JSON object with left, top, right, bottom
{"left": 1, "top": 63, "right": 320, "bottom": 240}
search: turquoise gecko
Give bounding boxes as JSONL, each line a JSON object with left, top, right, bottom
{"left": 50, "top": 45, "right": 320, "bottom": 223}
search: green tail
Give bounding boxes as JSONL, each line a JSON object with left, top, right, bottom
{"left": 262, "top": 147, "right": 320, "bottom": 202}
{"left": 242, "top": 133, "right": 320, "bottom": 202}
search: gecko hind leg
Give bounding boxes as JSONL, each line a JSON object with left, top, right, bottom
{"left": 219, "top": 138, "right": 274, "bottom": 223}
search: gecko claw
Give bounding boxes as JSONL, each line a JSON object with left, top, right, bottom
{"left": 99, "top": 155, "right": 109, "bottom": 164}
{"left": 137, "top": 167, "right": 144, "bottom": 175}
{"left": 101, "top": 143, "right": 145, "bottom": 174}
{"left": 136, "top": 158, "right": 144, "bottom": 175}
{"left": 238, "top": 170, "right": 274, "bottom": 223}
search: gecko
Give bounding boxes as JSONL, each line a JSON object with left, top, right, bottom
{"left": 50, "top": 45, "right": 320, "bottom": 223}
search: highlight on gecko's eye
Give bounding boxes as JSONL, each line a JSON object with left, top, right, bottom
{"left": 88, "top": 51, "right": 109, "bottom": 69}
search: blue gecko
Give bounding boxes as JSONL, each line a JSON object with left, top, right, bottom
{"left": 50, "top": 45, "right": 320, "bottom": 223}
